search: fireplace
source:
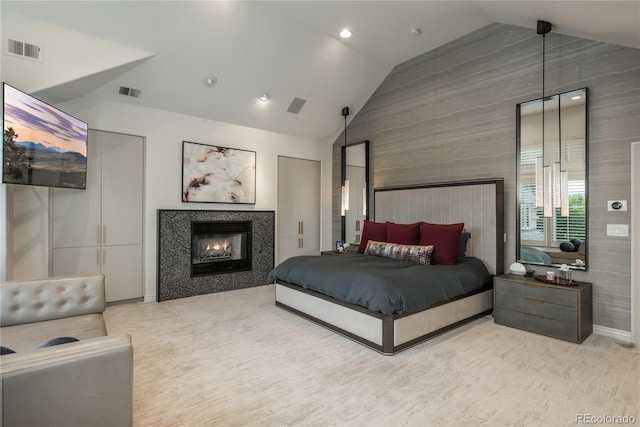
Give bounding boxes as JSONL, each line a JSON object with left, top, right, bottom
{"left": 191, "top": 221, "right": 252, "bottom": 277}
{"left": 157, "top": 210, "right": 274, "bottom": 301}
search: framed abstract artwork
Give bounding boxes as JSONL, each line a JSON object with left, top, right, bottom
{"left": 182, "top": 141, "right": 256, "bottom": 204}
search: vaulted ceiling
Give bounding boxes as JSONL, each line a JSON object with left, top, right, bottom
{"left": 2, "top": 1, "right": 638, "bottom": 143}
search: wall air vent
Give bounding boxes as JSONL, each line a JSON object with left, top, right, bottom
{"left": 6, "top": 38, "right": 42, "bottom": 62}
{"left": 287, "top": 97, "right": 306, "bottom": 114}
{"left": 118, "top": 86, "right": 142, "bottom": 98}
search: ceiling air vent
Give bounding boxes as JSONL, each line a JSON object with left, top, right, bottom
{"left": 287, "top": 97, "right": 306, "bottom": 114}
{"left": 6, "top": 38, "right": 42, "bottom": 61}
{"left": 118, "top": 86, "right": 142, "bottom": 98}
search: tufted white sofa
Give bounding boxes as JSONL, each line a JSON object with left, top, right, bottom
{"left": 0, "top": 274, "right": 132, "bottom": 427}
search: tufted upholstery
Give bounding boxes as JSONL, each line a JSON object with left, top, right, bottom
{"left": 1, "top": 274, "right": 105, "bottom": 327}
{"left": 0, "top": 274, "right": 132, "bottom": 427}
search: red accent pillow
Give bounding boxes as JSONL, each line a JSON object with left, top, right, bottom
{"left": 357, "top": 221, "right": 387, "bottom": 253}
{"left": 419, "top": 222, "right": 464, "bottom": 265}
{"left": 386, "top": 222, "right": 422, "bottom": 245}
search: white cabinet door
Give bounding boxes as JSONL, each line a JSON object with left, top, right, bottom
{"left": 277, "top": 156, "right": 320, "bottom": 263}
{"left": 277, "top": 156, "right": 300, "bottom": 240}
{"left": 52, "top": 247, "right": 101, "bottom": 277}
{"left": 101, "top": 245, "right": 143, "bottom": 302}
{"left": 298, "top": 159, "right": 320, "bottom": 256}
{"left": 51, "top": 130, "right": 101, "bottom": 249}
{"left": 100, "top": 133, "right": 143, "bottom": 246}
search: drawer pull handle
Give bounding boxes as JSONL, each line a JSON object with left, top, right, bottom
{"left": 524, "top": 283, "right": 543, "bottom": 289}
{"left": 523, "top": 313, "right": 544, "bottom": 320}
{"left": 524, "top": 298, "right": 543, "bottom": 304}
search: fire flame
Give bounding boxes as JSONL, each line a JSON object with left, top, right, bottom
{"left": 205, "top": 241, "right": 229, "bottom": 251}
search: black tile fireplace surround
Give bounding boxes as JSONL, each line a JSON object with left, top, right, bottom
{"left": 157, "top": 210, "right": 274, "bottom": 302}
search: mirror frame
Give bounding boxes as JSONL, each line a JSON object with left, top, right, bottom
{"left": 341, "top": 140, "right": 370, "bottom": 243}
{"left": 516, "top": 88, "right": 589, "bottom": 270}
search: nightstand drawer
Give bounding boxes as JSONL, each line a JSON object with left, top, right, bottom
{"left": 494, "top": 308, "right": 578, "bottom": 342}
{"left": 495, "top": 293, "right": 577, "bottom": 323}
{"left": 494, "top": 279, "right": 577, "bottom": 308}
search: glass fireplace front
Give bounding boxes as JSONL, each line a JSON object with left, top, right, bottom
{"left": 191, "top": 221, "right": 252, "bottom": 277}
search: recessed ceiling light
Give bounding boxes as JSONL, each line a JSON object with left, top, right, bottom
{"left": 339, "top": 28, "right": 352, "bottom": 39}
{"left": 202, "top": 75, "right": 217, "bottom": 87}
{"left": 409, "top": 28, "right": 422, "bottom": 36}
{"left": 258, "top": 90, "right": 271, "bottom": 102}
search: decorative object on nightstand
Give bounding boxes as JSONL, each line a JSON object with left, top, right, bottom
{"left": 493, "top": 274, "right": 592, "bottom": 343}
{"left": 509, "top": 262, "right": 526, "bottom": 275}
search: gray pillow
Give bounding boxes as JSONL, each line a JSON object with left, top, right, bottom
{"left": 559, "top": 241, "right": 575, "bottom": 252}
{"left": 569, "top": 238, "right": 583, "bottom": 251}
{"left": 1, "top": 346, "right": 16, "bottom": 355}
{"left": 457, "top": 232, "right": 471, "bottom": 260}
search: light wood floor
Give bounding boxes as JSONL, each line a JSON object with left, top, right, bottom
{"left": 104, "top": 285, "right": 639, "bottom": 426}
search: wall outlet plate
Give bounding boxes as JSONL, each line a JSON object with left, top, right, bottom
{"left": 606, "top": 224, "right": 629, "bottom": 237}
{"left": 608, "top": 200, "right": 628, "bottom": 211}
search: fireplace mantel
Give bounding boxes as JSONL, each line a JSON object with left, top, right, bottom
{"left": 157, "top": 210, "right": 274, "bottom": 301}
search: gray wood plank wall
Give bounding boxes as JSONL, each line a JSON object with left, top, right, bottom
{"left": 332, "top": 23, "right": 640, "bottom": 331}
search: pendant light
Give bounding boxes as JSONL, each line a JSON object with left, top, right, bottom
{"left": 536, "top": 20, "right": 555, "bottom": 218}
{"left": 341, "top": 106, "right": 350, "bottom": 217}
{"left": 535, "top": 20, "right": 569, "bottom": 218}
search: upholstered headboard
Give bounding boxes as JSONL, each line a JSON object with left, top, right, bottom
{"left": 374, "top": 179, "right": 504, "bottom": 275}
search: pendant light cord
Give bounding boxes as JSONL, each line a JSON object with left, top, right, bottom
{"left": 542, "top": 31, "right": 546, "bottom": 151}
{"left": 341, "top": 106, "right": 350, "bottom": 147}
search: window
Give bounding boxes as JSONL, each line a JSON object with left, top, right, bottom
{"left": 520, "top": 180, "right": 586, "bottom": 247}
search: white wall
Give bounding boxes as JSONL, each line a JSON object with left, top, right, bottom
{"left": 3, "top": 96, "right": 333, "bottom": 300}
{"left": 2, "top": 186, "right": 50, "bottom": 280}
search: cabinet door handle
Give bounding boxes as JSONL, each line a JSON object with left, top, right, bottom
{"left": 97, "top": 249, "right": 100, "bottom": 265}
{"left": 103, "top": 249, "right": 106, "bottom": 265}
{"left": 524, "top": 298, "right": 543, "bottom": 304}
{"left": 523, "top": 313, "right": 543, "bottom": 320}
{"left": 300, "top": 221, "right": 303, "bottom": 235}
{"left": 103, "top": 225, "right": 107, "bottom": 245}
{"left": 97, "top": 225, "right": 101, "bottom": 245}
{"left": 356, "top": 220, "right": 360, "bottom": 231}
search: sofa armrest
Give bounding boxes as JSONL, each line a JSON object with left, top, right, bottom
{"left": 1, "top": 274, "right": 106, "bottom": 327}
{"left": 1, "top": 334, "right": 132, "bottom": 427}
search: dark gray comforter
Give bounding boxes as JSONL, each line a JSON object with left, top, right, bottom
{"left": 268, "top": 253, "right": 492, "bottom": 316}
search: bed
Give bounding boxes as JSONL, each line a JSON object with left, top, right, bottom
{"left": 272, "top": 179, "right": 504, "bottom": 355}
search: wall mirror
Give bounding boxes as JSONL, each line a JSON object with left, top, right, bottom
{"left": 341, "top": 140, "right": 370, "bottom": 245}
{"left": 517, "top": 88, "right": 588, "bottom": 270}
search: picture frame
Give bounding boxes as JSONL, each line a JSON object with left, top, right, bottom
{"left": 182, "top": 141, "right": 256, "bottom": 204}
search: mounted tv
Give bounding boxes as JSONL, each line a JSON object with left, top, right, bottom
{"left": 3, "top": 82, "right": 88, "bottom": 189}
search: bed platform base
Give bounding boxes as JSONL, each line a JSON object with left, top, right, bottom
{"left": 275, "top": 281, "right": 493, "bottom": 355}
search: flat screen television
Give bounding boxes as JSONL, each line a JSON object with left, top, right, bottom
{"left": 3, "top": 82, "right": 88, "bottom": 189}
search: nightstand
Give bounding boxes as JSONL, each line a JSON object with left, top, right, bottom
{"left": 493, "top": 274, "right": 593, "bottom": 343}
{"left": 320, "top": 250, "right": 348, "bottom": 256}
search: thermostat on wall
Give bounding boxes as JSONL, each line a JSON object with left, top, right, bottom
{"left": 608, "top": 200, "right": 627, "bottom": 211}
